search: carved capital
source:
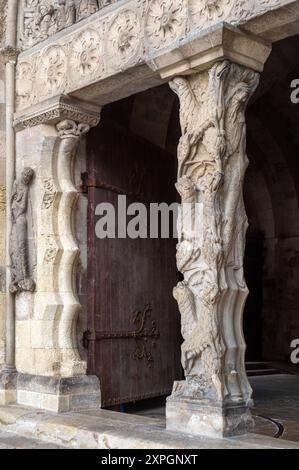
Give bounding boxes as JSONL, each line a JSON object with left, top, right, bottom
{"left": 0, "top": 46, "right": 20, "bottom": 64}
{"left": 56, "top": 119, "right": 90, "bottom": 140}
{"left": 0, "top": 46, "right": 20, "bottom": 65}
{"left": 14, "top": 95, "right": 101, "bottom": 132}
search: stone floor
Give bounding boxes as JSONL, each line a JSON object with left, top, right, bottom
{"left": 0, "top": 374, "right": 298, "bottom": 449}
{"left": 124, "top": 374, "right": 299, "bottom": 443}
{"left": 0, "top": 430, "right": 63, "bottom": 449}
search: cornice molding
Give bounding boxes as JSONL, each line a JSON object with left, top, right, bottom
{"left": 14, "top": 95, "right": 101, "bottom": 131}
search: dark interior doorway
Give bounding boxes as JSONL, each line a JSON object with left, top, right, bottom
{"left": 86, "top": 93, "right": 182, "bottom": 407}
{"left": 243, "top": 233, "right": 264, "bottom": 361}
{"left": 243, "top": 35, "right": 299, "bottom": 366}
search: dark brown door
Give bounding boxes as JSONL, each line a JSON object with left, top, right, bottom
{"left": 87, "top": 121, "right": 182, "bottom": 407}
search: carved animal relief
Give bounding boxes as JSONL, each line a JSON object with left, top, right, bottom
{"left": 171, "top": 61, "right": 259, "bottom": 404}
{"left": 9, "top": 168, "right": 36, "bottom": 294}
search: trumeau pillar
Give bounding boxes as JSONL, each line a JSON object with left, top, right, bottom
{"left": 164, "top": 31, "right": 272, "bottom": 438}
{"left": 12, "top": 96, "right": 102, "bottom": 412}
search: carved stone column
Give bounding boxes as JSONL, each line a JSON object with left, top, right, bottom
{"left": 166, "top": 61, "right": 260, "bottom": 438}
{"left": 13, "top": 96, "right": 102, "bottom": 412}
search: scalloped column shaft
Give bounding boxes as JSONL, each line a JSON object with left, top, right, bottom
{"left": 166, "top": 61, "right": 260, "bottom": 438}
{"left": 15, "top": 119, "right": 92, "bottom": 379}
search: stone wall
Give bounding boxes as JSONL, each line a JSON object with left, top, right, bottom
{"left": 0, "top": 0, "right": 7, "bottom": 369}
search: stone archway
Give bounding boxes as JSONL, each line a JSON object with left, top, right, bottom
{"left": 2, "top": 0, "right": 299, "bottom": 442}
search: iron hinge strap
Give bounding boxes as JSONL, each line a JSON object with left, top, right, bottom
{"left": 84, "top": 330, "right": 160, "bottom": 342}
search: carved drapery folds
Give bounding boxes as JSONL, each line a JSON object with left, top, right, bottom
{"left": 168, "top": 61, "right": 259, "bottom": 437}
{"left": 9, "top": 168, "right": 36, "bottom": 295}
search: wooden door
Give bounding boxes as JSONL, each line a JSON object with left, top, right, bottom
{"left": 86, "top": 121, "right": 182, "bottom": 407}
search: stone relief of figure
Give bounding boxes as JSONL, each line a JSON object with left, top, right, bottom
{"left": 169, "top": 61, "right": 259, "bottom": 403}
{"left": 77, "top": 0, "right": 99, "bottom": 21}
{"left": 57, "top": 0, "right": 76, "bottom": 31}
{"left": 32, "top": 2, "right": 56, "bottom": 40}
{"left": 21, "top": 0, "right": 110, "bottom": 47}
{"left": 9, "top": 168, "right": 36, "bottom": 295}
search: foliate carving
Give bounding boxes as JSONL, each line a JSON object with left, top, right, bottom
{"left": 69, "top": 29, "right": 102, "bottom": 81}
{"left": 145, "top": 0, "right": 187, "bottom": 49}
{"left": 170, "top": 61, "right": 259, "bottom": 403}
{"left": 42, "top": 178, "right": 57, "bottom": 210}
{"left": 38, "top": 45, "right": 67, "bottom": 97}
{"left": 107, "top": 10, "right": 142, "bottom": 65}
{"left": 10, "top": 168, "right": 36, "bottom": 294}
{"left": 43, "top": 236, "right": 60, "bottom": 264}
{"left": 14, "top": 98, "right": 101, "bottom": 131}
{"left": 0, "top": 46, "right": 20, "bottom": 65}
{"left": 189, "top": 0, "right": 232, "bottom": 29}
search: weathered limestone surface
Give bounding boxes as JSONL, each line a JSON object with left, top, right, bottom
{"left": 15, "top": 0, "right": 297, "bottom": 112}
{"left": 9, "top": 96, "right": 102, "bottom": 412}
{"left": 0, "top": 0, "right": 7, "bottom": 372}
{"left": 1, "top": 381, "right": 299, "bottom": 449}
{"left": 166, "top": 56, "right": 270, "bottom": 437}
{"left": 0, "top": 0, "right": 297, "bottom": 423}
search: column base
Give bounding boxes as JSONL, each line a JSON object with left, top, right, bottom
{"left": 17, "top": 374, "right": 101, "bottom": 413}
{"left": 0, "top": 370, "right": 18, "bottom": 405}
{"left": 166, "top": 396, "right": 254, "bottom": 439}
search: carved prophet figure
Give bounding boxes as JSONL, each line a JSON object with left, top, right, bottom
{"left": 57, "top": 0, "right": 76, "bottom": 31}
{"left": 9, "top": 168, "right": 36, "bottom": 294}
{"left": 32, "top": 2, "right": 56, "bottom": 40}
{"left": 77, "top": 0, "right": 99, "bottom": 21}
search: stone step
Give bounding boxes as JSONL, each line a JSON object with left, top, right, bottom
{"left": 0, "top": 430, "right": 64, "bottom": 449}
{"left": 0, "top": 404, "right": 298, "bottom": 449}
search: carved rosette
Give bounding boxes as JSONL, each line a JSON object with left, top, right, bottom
{"left": 170, "top": 61, "right": 259, "bottom": 407}
{"left": 189, "top": 0, "right": 233, "bottom": 29}
{"left": 145, "top": 0, "right": 187, "bottom": 49}
{"left": 69, "top": 29, "right": 103, "bottom": 83}
{"left": 37, "top": 45, "right": 67, "bottom": 98}
{"left": 107, "top": 10, "right": 142, "bottom": 66}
